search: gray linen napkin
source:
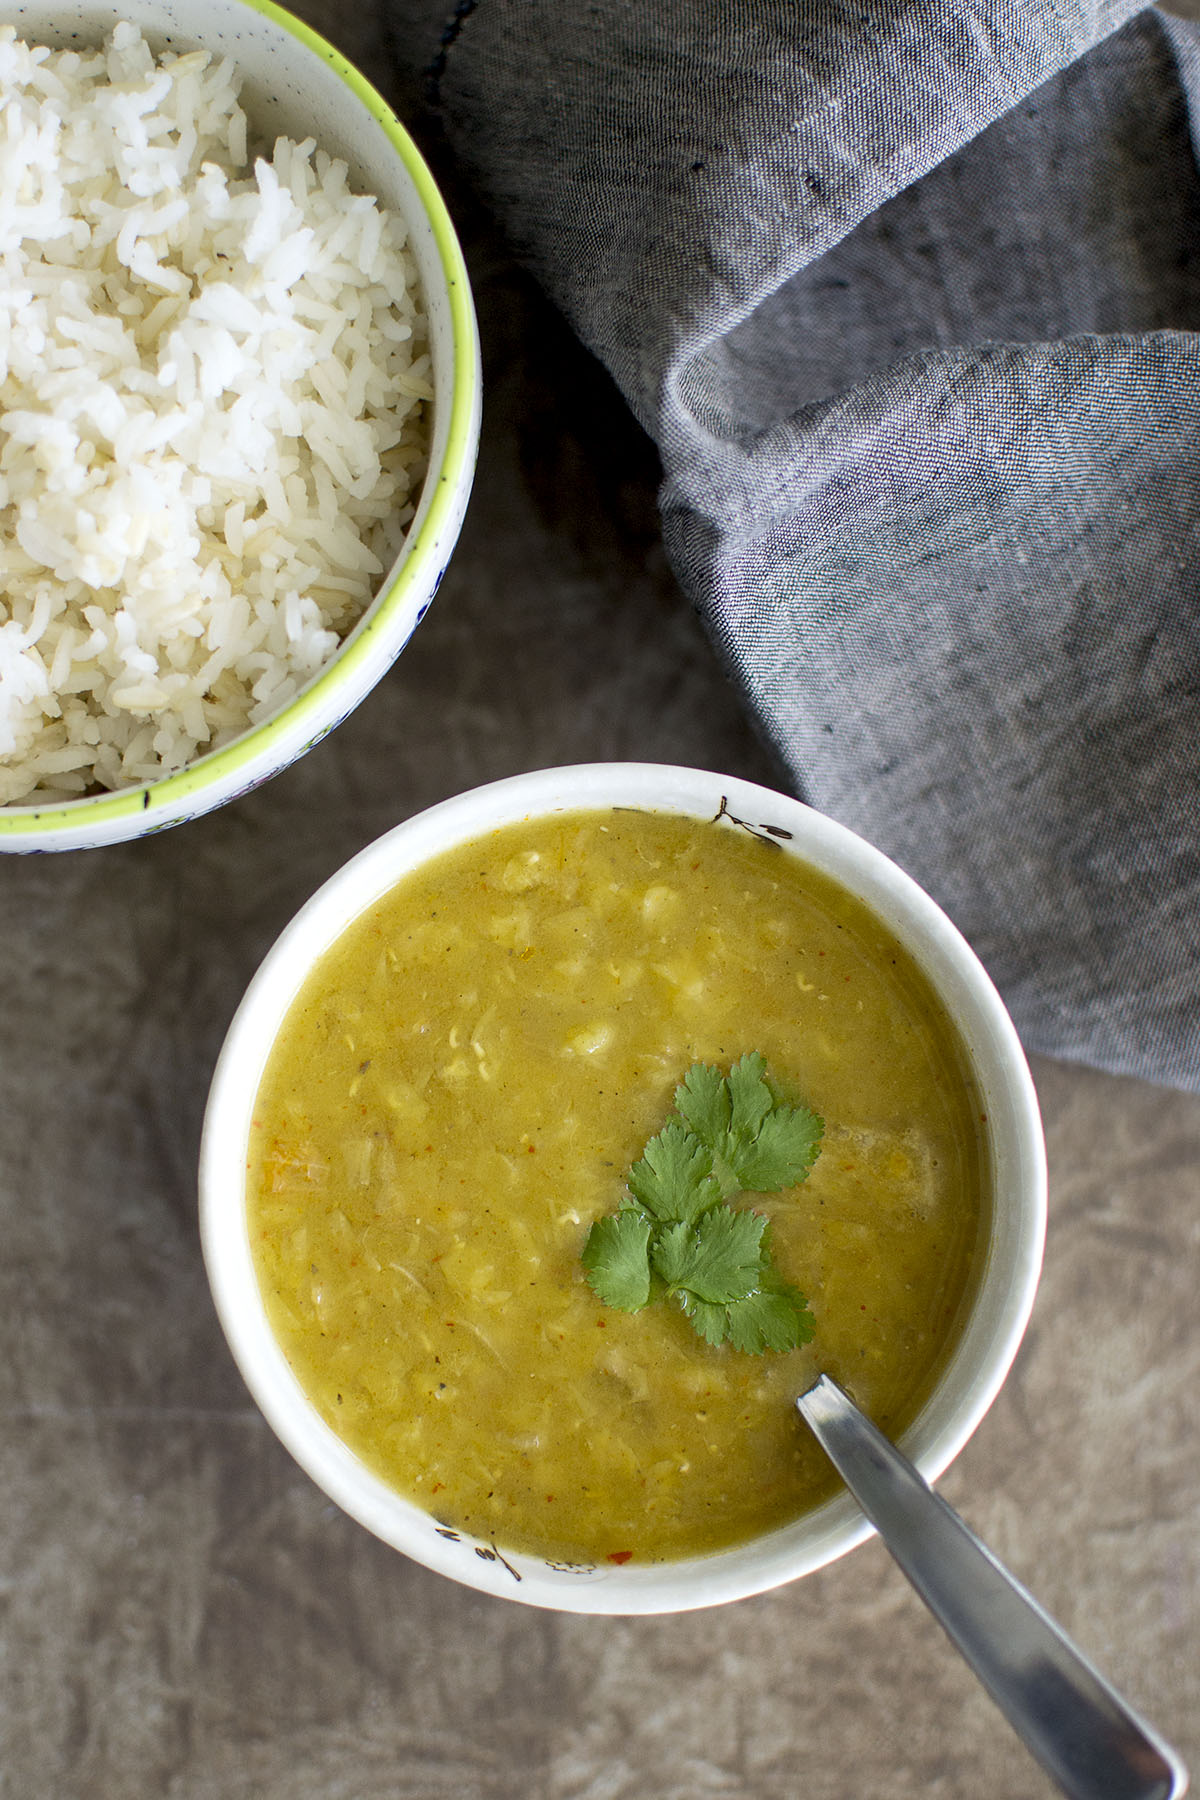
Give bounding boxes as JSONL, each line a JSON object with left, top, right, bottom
{"left": 390, "top": 0, "right": 1200, "bottom": 1090}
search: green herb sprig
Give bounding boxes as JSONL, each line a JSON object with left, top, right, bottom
{"left": 581, "top": 1054, "right": 822, "bottom": 1353}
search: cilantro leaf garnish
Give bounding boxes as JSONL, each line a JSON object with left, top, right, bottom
{"left": 729, "top": 1096, "right": 824, "bottom": 1193}
{"left": 652, "top": 1207, "right": 766, "bottom": 1304}
{"left": 671, "top": 1060, "right": 729, "bottom": 1149}
{"left": 627, "top": 1120, "right": 723, "bottom": 1223}
{"left": 677, "top": 1294, "right": 731, "bottom": 1348}
{"left": 580, "top": 1210, "right": 653, "bottom": 1311}
{"left": 581, "top": 1057, "right": 821, "bottom": 1353}
{"left": 725, "top": 1282, "right": 816, "bottom": 1354}
{"left": 677, "top": 1052, "right": 823, "bottom": 1195}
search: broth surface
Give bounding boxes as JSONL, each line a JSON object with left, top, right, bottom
{"left": 248, "top": 808, "right": 987, "bottom": 1563}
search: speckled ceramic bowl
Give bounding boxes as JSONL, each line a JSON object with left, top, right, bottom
{"left": 0, "top": 0, "right": 480, "bottom": 852}
{"left": 199, "top": 763, "right": 1047, "bottom": 1614}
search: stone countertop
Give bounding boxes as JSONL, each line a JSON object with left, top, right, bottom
{"left": 1, "top": 5, "right": 1197, "bottom": 1795}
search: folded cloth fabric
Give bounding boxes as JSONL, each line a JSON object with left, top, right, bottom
{"left": 391, "top": 0, "right": 1200, "bottom": 1090}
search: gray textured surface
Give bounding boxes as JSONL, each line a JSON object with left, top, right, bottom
{"left": 1, "top": 2, "right": 1198, "bottom": 1795}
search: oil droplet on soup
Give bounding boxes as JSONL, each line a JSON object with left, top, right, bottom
{"left": 248, "top": 809, "right": 988, "bottom": 1564}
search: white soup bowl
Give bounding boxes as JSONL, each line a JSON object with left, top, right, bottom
{"left": 199, "top": 763, "right": 1047, "bottom": 1614}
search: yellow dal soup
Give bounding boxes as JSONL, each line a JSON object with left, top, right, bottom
{"left": 248, "top": 808, "right": 988, "bottom": 1565}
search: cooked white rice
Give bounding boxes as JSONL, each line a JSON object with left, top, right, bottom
{"left": 0, "top": 22, "right": 431, "bottom": 804}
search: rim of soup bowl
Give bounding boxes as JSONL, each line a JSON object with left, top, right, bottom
{"left": 199, "top": 762, "right": 1047, "bottom": 1614}
{"left": 0, "top": 0, "right": 480, "bottom": 852}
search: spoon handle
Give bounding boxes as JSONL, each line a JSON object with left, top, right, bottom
{"left": 796, "top": 1376, "right": 1188, "bottom": 1800}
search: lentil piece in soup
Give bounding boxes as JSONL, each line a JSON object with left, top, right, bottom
{"left": 248, "top": 808, "right": 987, "bottom": 1564}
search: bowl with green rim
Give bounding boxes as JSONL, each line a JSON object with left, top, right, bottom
{"left": 0, "top": 0, "right": 480, "bottom": 852}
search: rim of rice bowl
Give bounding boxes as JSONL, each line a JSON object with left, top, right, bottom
{"left": 0, "top": 0, "right": 480, "bottom": 851}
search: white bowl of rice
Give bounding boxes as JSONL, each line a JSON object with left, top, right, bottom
{"left": 0, "top": 0, "right": 480, "bottom": 851}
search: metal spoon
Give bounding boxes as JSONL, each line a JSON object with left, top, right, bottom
{"left": 796, "top": 1375, "right": 1188, "bottom": 1800}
